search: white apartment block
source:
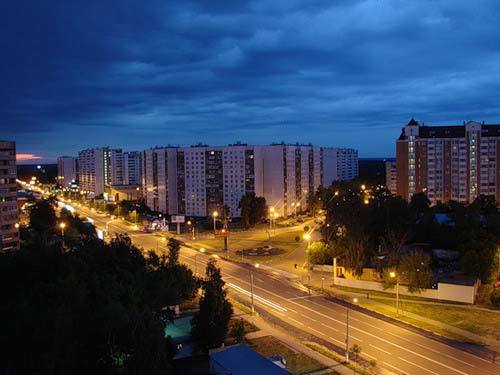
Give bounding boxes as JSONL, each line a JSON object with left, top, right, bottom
{"left": 0, "top": 140, "right": 19, "bottom": 251}
{"left": 123, "top": 151, "right": 142, "bottom": 185}
{"left": 57, "top": 156, "right": 78, "bottom": 187}
{"left": 142, "top": 144, "right": 358, "bottom": 218}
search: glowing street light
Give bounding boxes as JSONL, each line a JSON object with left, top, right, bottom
{"left": 14, "top": 223, "right": 20, "bottom": 229}
{"left": 390, "top": 271, "right": 400, "bottom": 315}
{"left": 361, "top": 184, "right": 366, "bottom": 191}
{"left": 345, "top": 297, "right": 359, "bottom": 363}
{"left": 212, "top": 211, "right": 218, "bottom": 232}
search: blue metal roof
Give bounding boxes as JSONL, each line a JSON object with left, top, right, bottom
{"left": 210, "top": 344, "right": 290, "bottom": 375}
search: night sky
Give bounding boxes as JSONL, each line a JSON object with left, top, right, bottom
{"left": 3, "top": 1, "right": 500, "bottom": 163}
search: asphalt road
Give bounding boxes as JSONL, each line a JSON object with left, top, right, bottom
{"left": 73, "top": 204, "right": 499, "bottom": 375}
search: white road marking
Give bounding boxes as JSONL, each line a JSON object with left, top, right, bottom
{"left": 329, "top": 336, "right": 346, "bottom": 347}
{"left": 444, "top": 354, "right": 475, "bottom": 367}
{"left": 350, "top": 335, "right": 363, "bottom": 342}
{"left": 370, "top": 344, "right": 392, "bottom": 355}
{"left": 321, "top": 322, "right": 338, "bottom": 332}
{"left": 227, "top": 283, "right": 287, "bottom": 313}
{"left": 363, "top": 352, "right": 376, "bottom": 360}
{"left": 301, "top": 313, "right": 318, "bottom": 322}
{"left": 384, "top": 362, "right": 412, "bottom": 375}
{"left": 309, "top": 327, "right": 326, "bottom": 337}
{"left": 288, "top": 317, "right": 305, "bottom": 326}
{"left": 398, "top": 357, "right": 439, "bottom": 375}
{"left": 289, "top": 295, "right": 316, "bottom": 301}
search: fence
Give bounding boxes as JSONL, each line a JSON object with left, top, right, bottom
{"left": 333, "top": 276, "right": 480, "bottom": 304}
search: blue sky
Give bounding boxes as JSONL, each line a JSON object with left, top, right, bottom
{"left": 2, "top": 0, "right": 500, "bottom": 162}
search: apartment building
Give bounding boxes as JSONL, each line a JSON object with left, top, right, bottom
{"left": 123, "top": 151, "right": 141, "bottom": 185}
{"left": 142, "top": 144, "right": 358, "bottom": 217}
{"left": 385, "top": 160, "right": 397, "bottom": 194}
{"left": 396, "top": 119, "right": 500, "bottom": 204}
{"left": 0, "top": 140, "right": 19, "bottom": 251}
{"left": 57, "top": 156, "right": 78, "bottom": 187}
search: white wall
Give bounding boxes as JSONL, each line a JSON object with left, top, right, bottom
{"left": 333, "top": 277, "right": 478, "bottom": 304}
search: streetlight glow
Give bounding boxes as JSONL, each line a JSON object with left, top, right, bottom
{"left": 390, "top": 271, "right": 396, "bottom": 278}
{"left": 212, "top": 211, "right": 218, "bottom": 218}
{"left": 59, "top": 222, "right": 66, "bottom": 230}
{"left": 303, "top": 233, "right": 311, "bottom": 241}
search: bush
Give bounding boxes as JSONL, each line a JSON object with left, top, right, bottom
{"left": 490, "top": 289, "right": 500, "bottom": 307}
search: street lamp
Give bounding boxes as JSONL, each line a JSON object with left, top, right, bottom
{"left": 303, "top": 233, "right": 312, "bottom": 282}
{"left": 390, "top": 271, "right": 400, "bottom": 315}
{"left": 59, "top": 222, "right": 66, "bottom": 248}
{"left": 345, "top": 297, "right": 358, "bottom": 363}
{"left": 14, "top": 223, "right": 20, "bottom": 229}
{"left": 212, "top": 211, "right": 218, "bottom": 232}
{"left": 269, "top": 207, "right": 275, "bottom": 230}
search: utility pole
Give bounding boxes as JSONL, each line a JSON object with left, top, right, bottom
{"left": 345, "top": 307, "right": 349, "bottom": 363}
{"left": 250, "top": 271, "right": 255, "bottom": 314}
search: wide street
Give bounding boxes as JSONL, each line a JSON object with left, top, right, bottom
{"left": 73, "top": 203, "right": 499, "bottom": 375}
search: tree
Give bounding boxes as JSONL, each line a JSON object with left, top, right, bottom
{"left": 350, "top": 344, "right": 362, "bottom": 372}
{"left": 0, "top": 233, "right": 197, "bottom": 374}
{"left": 167, "top": 238, "right": 180, "bottom": 265}
{"left": 409, "top": 192, "right": 431, "bottom": 217}
{"left": 229, "top": 319, "right": 245, "bottom": 343}
{"left": 308, "top": 241, "right": 333, "bottom": 265}
{"left": 191, "top": 259, "right": 233, "bottom": 350}
{"left": 28, "top": 199, "right": 57, "bottom": 246}
{"left": 380, "top": 196, "right": 411, "bottom": 265}
{"left": 399, "top": 251, "right": 433, "bottom": 293}
{"left": 490, "top": 289, "right": 500, "bottom": 307}
{"left": 238, "top": 193, "right": 267, "bottom": 228}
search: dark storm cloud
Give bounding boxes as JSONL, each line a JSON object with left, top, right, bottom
{"left": 2, "top": 0, "right": 500, "bottom": 160}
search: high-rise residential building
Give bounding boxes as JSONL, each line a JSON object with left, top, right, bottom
{"left": 396, "top": 119, "right": 500, "bottom": 204}
{"left": 142, "top": 144, "right": 358, "bottom": 217}
{"left": 123, "top": 151, "right": 141, "bottom": 185}
{"left": 385, "top": 160, "right": 397, "bottom": 194}
{"left": 78, "top": 147, "right": 111, "bottom": 196}
{"left": 57, "top": 156, "right": 78, "bottom": 187}
{"left": 0, "top": 140, "right": 19, "bottom": 251}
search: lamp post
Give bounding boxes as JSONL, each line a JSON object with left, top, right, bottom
{"left": 187, "top": 220, "right": 195, "bottom": 240}
{"left": 390, "top": 271, "right": 400, "bottom": 316}
{"left": 212, "top": 211, "right": 218, "bottom": 233}
{"left": 346, "top": 297, "right": 358, "bottom": 363}
{"left": 269, "top": 206, "right": 275, "bottom": 230}
{"left": 59, "top": 222, "right": 66, "bottom": 248}
{"left": 303, "top": 232, "right": 311, "bottom": 277}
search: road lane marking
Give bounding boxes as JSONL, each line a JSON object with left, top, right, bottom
{"left": 320, "top": 322, "right": 338, "bottom": 332}
{"left": 384, "top": 362, "right": 412, "bottom": 375}
{"left": 309, "top": 327, "right": 326, "bottom": 337}
{"left": 182, "top": 249, "right": 482, "bottom": 373}
{"left": 301, "top": 313, "right": 318, "bottom": 322}
{"left": 289, "top": 295, "right": 316, "bottom": 301}
{"left": 369, "top": 344, "right": 391, "bottom": 355}
{"left": 350, "top": 335, "right": 363, "bottom": 342}
{"left": 288, "top": 317, "right": 305, "bottom": 326}
{"left": 444, "top": 354, "right": 475, "bottom": 367}
{"left": 297, "top": 297, "right": 471, "bottom": 374}
{"left": 330, "top": 337, "right": 346, "bottom": 347}
{"left": 460, "top": 350, "right": 492, "bottom": 364}
{"left": 363, "top": 352, "right": 376, "bottom": 360}
{"left": 227, "top": 283, "right": 287, "bottom": 313}
{"left": 398, "top": 357, "right": 439, "bottom": 375}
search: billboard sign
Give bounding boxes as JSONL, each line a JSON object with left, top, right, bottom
{"left": 171, "top": 215, "right": 185, "bottom": 223}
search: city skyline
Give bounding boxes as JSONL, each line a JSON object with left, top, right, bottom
{"left": 4, "top": 1, "right": 500, "bottom": 161}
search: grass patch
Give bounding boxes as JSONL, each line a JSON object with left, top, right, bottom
{"left": 304, "top": 342, "right": 377, "bottom": 375}
{"left": 189, "top": 227, "right": 305, "bottom": 254}
{"left": 371, "top": 297, "right": 500, "bottom": 340}
{"left": 248, "top": 336, "right": 327, "bottom": 375}
{"left": 229, "top": 298, "right": 254, "bottom": 316}
{"left": 229, "top": 317, "right": 258, "bottom": 335}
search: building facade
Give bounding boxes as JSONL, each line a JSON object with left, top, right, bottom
{"left": 0, "top": 141, "right": 19, "bottom": 251}
{"left": 396, "top": 119, "right": 500, "bottom": 204}
{"left": 142, "top": 144, "right": 358, "bottom": 217}
{"left": 57, "top": 156, "right": 78, "bottom": 187}
{"left": 385, "top": 160, "right": 397, "bottom": 194}
{"left": 123, "top": 151, "right": 142, "bottom": 185}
